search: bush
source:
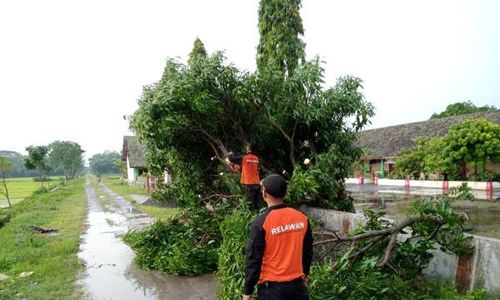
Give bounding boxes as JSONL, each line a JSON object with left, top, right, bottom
{"left": 124, "top": 207, "right": 224, "bottom": 276}
{"left": 217, "top": 210, "right": 255, "bottom": 300}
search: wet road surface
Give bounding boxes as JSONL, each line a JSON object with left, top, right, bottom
{"left": 78, "top": 180, "right": 216, "bottom": 300}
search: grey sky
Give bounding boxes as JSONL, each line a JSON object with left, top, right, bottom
{"left": 1, "top": 0, "right": 499, "bottom": 161}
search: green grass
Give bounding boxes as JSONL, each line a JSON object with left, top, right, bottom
{"left": 101, "top": 175, "right": 148, "bottom": 196}
{"left": 0, "top": 178, "right": 87, "bottom": 300}
{"left": 97, "top": 175, "right": 177, "bottom": 220}
{"left": 137, "top": 204, "right": 177, "bottom": 220}
{"left": 0, "top": 177, "right": 62, "bottom": 208}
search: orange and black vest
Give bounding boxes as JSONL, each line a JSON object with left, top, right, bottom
{"left": 244, "top": 204, "right": 313, "bottom": 295}
{"left": 241, "top": 154, "right": 260, "bottom": 185}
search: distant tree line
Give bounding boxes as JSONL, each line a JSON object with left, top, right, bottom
{"left": 0, "top": 151, "right": 38, "bottom": 178}
{"left": 88, "top": 151, "right": 122, "bottom": 175}
{"left": 430, "top": 100, "right": 496, "bottom": 119}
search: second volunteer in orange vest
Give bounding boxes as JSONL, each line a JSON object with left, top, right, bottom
{"left": 228, "top": 143, "right": 261, "bottom": 210}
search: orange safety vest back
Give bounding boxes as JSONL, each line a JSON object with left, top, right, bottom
{"left": 258, "top": 207, "right": 309, "bottom": 283}
{"left": 241, "top": 154, "right": 260, "bottom": 185}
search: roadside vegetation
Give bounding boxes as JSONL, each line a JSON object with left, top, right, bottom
{"left": 0, "top": 178, "right": 87, "bottom": 299}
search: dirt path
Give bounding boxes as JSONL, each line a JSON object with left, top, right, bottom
{"left": 78, "top": 179, "right": 216, "bottom": 300}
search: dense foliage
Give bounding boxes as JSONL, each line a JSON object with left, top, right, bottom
{"left": 309, "top": 262, "right": 485, "bottom": 300}
{"left": 124, "top": 202, "right": 234, "bottom": 276}
{"left": 257, "top": 0, "right": 305, "bottom": 76}
{"left": 445, "top": 119, "right": 500, "bottom": 180}
{"left": 393, "top": 137, "right": 454, "bottom": 179}
{"left": 393, "top": 119, "right": 500, "bottom": 180}
{"left": 24, "top": 145, "right": 50, "bottom": 181}
{"left": 430, "top": 100, "right": 496, "bottom": 119}
{"left": 217, "top": 209, "right": 255, "bottom": 300}
{"left": 131, "top": 49, "right": 373, "bottom": 210}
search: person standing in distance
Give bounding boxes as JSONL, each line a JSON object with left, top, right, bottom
{"left": 228, "top": 142, "right": 261, "bottom": 210}
{"left": 243, "top": 174, "right": 313, "bottom": 300}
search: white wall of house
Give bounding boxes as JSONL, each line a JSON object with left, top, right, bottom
{"left": 126, "top": 157, "right": 138, "bottom": 183}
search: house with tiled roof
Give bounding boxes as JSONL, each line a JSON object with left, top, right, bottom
{"left": 122, "top": 136, "right": 147, "bottom": 184}
{"left": 354, "top": 109, "right": 500, "bottom": 178}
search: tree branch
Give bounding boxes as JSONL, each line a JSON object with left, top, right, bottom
{"left": 249, "top": 99, "right": 292, "bottom": 143}
{"left": 378, "top": 233, "right": 397, "bottom": 267}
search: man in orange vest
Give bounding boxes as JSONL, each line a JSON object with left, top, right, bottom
{"left": 243, "top": 174, "right": 313, "bottom": 300}
{"left": 228, "top": 143, "right": 261, "bottom": 210}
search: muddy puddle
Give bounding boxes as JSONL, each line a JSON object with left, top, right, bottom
{"left": 347, "top": 184, "right": 500, "bottom": 239}
{"left": 78, "top": 181, "right": 216, "bottom": 300}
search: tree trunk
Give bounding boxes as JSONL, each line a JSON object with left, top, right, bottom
{"left": 1, "top": 174, "right": 12, "bottom": 208}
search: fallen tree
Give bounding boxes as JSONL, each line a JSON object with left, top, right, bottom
{"left": 308, "top": 186, "right": 483, "bottom": 299}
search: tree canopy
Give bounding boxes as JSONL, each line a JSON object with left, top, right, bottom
{"left": 24, "top": 145, "right": 50, "bottom": 180}
{"left": 257, "top": 0, "right": 305, "bottom": 76}
{"left": 188, "top": 37, "right": 207, "bottom": 66}
{"left": 445, "top": 119, "right": 500, "bottom": 179}
{"left": 131, "top": 38, "right": 374, "bottom": 209}
{"left": 430, "top": 100, "right": 496, "bottom": 119}
{"left": 48, "top": 141, "right": 85, "bottom": 180}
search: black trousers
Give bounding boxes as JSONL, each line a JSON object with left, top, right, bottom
{"left": 257, "top": 278, "right": 309, "bottom": 300}
{"left": 246, "top": 184, "right": 261, "bottom": 210}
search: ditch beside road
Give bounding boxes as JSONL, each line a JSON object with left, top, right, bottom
{"left": 78, "top": 179, "right": 216, "bottom": 300}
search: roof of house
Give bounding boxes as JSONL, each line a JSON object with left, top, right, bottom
{"left": 122, "top": 136, "right": 146, "bottom": 168}
{"left": 355, "top": 109, "right": 500, "bottom": 157}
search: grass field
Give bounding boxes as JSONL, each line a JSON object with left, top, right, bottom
{"left": 98, "top": 175, "right": 177, "bottom": 220}
{"left": 0, "top": 178, "right": 87, "bottom": 299}
{"left": 0, "top": 177, "right": 61, "bottom": 208}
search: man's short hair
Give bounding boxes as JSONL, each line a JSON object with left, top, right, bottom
{"left": 261, "top": 174, "right": 287, "bottom": 198}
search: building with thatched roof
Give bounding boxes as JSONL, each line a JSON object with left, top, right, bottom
{"left": 354, "top": 109, "right": 500, "bottom": 178}
{"left": 122, "top": 136, "right": 147, "bottom": 183}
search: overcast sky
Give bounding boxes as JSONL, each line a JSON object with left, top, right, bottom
{"left": 1, "top": 0, "right": 499, "bottom": 161}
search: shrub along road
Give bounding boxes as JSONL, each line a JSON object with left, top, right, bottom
{"left": 79, "top": 178, "right": 216, "bottom": 299}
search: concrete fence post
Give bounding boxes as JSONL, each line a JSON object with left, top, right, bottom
{"left": 486, "top": 180, "right": 493, "bottom": 191}
{"left": 442, "top": 180, "right": 449, "bottom": 191}
{"left": 455, "top": 251, "right": 474, "bottom": 294}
